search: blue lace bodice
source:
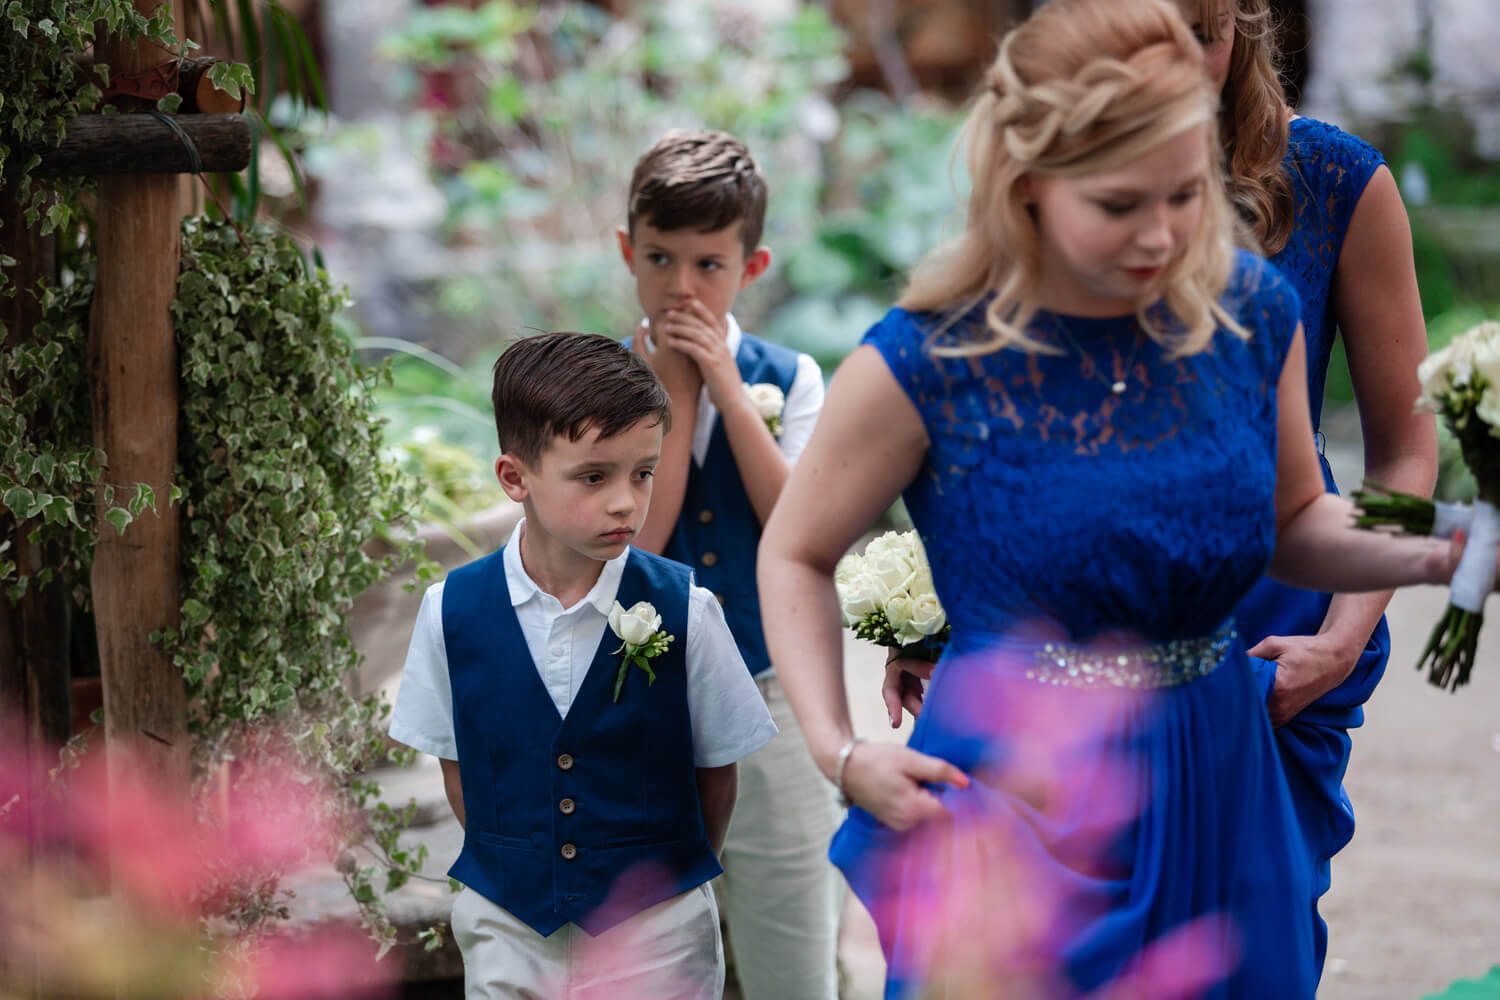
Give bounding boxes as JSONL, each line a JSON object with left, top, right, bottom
{"left": 1272, "top": 117, "right": 1384, "bottom": 427}
{"left": 863, "top": 251, "right": 1301, "bottom": 645}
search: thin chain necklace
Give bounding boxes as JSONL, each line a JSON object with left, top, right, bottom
{"left": 1050, "top": 317, "right": 1145, "bottom": 395}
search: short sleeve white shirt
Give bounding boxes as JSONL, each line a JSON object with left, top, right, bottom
{"left": 389, "top": 520, "right": 777, "bottom": 768}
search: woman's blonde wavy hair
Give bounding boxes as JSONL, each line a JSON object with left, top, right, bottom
{"left": 1199, "top": 0, "right": 1294, "bottom": 254}
{"left": 899, "top": 0, "right": 1244, "bottom": 359}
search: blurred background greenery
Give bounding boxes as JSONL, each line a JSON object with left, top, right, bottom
{"left": 275, "top": 0, "right": 1497, "bottom": 518}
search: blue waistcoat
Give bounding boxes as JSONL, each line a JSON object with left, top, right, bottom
{"left": 666, "top": 333, "right": 801, "bottom": 675}
{"left": 441, "top": 546, "right": 721, "bottom": 936}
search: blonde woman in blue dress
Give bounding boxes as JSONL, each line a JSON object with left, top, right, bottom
{"left": 756, "top": 0, "right": 1494, "bottom": 996}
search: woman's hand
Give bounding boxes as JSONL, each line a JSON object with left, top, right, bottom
{"left": 1251, "top": 633, "right": 1361, "bottom": 727}
{"left": 881, "top": 657, "right": 936, "bottom": 728}
{"left": 840, "top": 740, "right": 969, "bottom": 832}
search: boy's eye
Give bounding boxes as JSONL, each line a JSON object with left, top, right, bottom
{"left": 646, "top": 253, "right": 669, "bottom": 267}
{"left": 636, "top": 468, "right": 655, "bottom": 481}
{"left": 698, "top": 260, "right": 723, "bottom": 273}
{"left": 579, "top": 473, "right": 604, "bottom": 485}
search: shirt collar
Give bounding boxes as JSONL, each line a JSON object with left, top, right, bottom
{"left": 502, "top": 518, "right": 627, "bottom": 616}
{"left": 723, "top": 312, "right": 743, "bottom": 360}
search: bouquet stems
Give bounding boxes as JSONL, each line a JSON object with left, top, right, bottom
{"left": 1350, "top": 480, "right": 1437, "bottom": 535}
{"left": 1418, "top": 604, "right": 1485, "bottom": 691}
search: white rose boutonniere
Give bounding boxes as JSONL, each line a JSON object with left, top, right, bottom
{"left": 744, "top": 382, "right": 786, "bottom": 437}
{"left": 608, "top": 600, "right": 676, "bottom": 702}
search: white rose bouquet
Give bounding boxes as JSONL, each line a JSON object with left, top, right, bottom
{"left": 607, "top": 601, "right": 675, "bottom": 702}
{"left": 744, "top": 383, "right": 786, "bottom": 437}
{"left": 1352, "top": 320, "right": 1500, "bottom": 691}
{"left": 835, "top": 530, "right": 950, "bottom": 662}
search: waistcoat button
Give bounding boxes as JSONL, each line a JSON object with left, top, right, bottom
{"left": 701, "top": 552, "right": 718, "bottom": 567}
{"left": 559, "top": 797, "right": 576, "bottom": 815}
{"left": 698, "top": 509, "right": 714, "bottom": 524}
{"left": 557, "top": 753, "right": 574, "bottom": 771}
{"left": 560, "top": 843, "right": 578, "bottom": 860}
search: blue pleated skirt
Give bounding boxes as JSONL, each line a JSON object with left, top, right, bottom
{"left": 830, "top": 631, "right": 1318, "bottom": 999}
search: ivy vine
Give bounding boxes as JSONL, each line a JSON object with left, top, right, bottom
{"left": 0, "top": 0, "right": 179, "bottom": 246}
{"left": 4, "top": 217, "right": 440, "bottom": 948}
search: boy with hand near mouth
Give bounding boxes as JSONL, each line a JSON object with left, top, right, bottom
{"left": 617, "top": 130, "right": 839, "bottom": 1000}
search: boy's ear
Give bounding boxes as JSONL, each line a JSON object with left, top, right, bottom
{"left": 739, "top": 246, "right": 772, "bottom": 289}
{"left": 615, "top": 226, "right": 636, "bottom": 271}
{"left": 495, "top": 454, "right": 530, "bottom": 503}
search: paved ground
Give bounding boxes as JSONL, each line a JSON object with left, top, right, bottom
{"left": 315, "top": 420, "right": 1499, "bottom": 997}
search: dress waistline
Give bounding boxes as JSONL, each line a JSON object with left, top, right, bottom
{"left": 947, "top": 621, "right": 1238, "bottom": 691}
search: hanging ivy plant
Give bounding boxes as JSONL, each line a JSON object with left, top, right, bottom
{"left": 0, "top": 1, "right": 178, "bottom": 243}
{"left": 5, "top": 216, "right": 440, "bottom": 949}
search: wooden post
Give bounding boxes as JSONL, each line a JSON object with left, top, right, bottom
{"left": 88, "top": 0, "right": 189, "bottom": 791}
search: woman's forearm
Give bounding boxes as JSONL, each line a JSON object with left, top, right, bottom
{"left": 758, "top": 550, "right": 855, "bottom": 780}
{"left": 1270, "top": 492, "right": 1451, "bottom": 594}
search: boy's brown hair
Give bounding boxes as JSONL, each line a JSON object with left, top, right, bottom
{"left": 626, "top": 129, "right": 768, "bottom": 254}
{"left": 491, "top": 332, "right": 671, "bottom": 465}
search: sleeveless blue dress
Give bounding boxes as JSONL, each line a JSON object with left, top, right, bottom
{"left": 830, "top": 251, "right": 1317, "bottom": 998}
{"left": 1234, "top": 116, "right": 1389, "bottom": 973}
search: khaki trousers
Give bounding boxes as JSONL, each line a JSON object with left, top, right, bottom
{"left": 452, "top": 882, "right": 723, "bottom": 1000}
{"left": 717, "top": 670, "right": 844, "bottom": 1000}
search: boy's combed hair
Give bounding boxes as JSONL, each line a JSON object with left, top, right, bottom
{"left": 491, "top": 332, "right": 672, "bottom": 464}
{"left": 627, "top": 129, "right": 767, "bottom": 254}
{"left": 1198, "top": 0, "right": 1294, "bottom": 255}
{"left": 900, "top": 0, "right": 1243, "bottom": 359}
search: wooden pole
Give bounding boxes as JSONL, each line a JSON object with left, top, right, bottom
{"left": 88, "top": 0, "right": 189, "bottom": 792}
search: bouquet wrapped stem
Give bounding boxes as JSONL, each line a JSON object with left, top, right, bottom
{"left": 1359, "top": 319, "right": 1500, "bottom": 691}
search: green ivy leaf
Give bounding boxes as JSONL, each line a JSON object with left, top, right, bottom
{"left": 103, "top": 507, "right": 131, "bottom": 535}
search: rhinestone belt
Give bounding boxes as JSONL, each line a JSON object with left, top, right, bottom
{"left": 1025, "top": 622, "right": 1236, "bottom": 690}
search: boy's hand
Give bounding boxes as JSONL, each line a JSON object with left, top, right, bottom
{"left": 632, "top": 319, "right": 701, "bottom": 395}
{"left": 655, "top": 300, "right": 741, "bottom": 410}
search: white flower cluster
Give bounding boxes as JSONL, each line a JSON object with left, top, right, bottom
{"left": 835, "top": 530, "right": 948, "bottom": 649}
{"left": 744, "top": 382, "right": 786, "bottom": 436}
{"left": 1418, "top": 320, "right": 1500, "bottom": 431}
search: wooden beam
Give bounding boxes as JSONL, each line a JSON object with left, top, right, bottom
{"left": 89, "top": 0, "right": 190, "bottom": 792}
{"left": 31, "top": 113, "right": 251, "bottom": 178}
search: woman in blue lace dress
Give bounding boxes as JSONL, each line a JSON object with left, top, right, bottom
{"left": 1172, "top": 0, "right": 1438, "bottom": 972}
{"left": 757, "top": 1, "right": 1481, "bottom": 996}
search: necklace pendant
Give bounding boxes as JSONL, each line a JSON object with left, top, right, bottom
{"left": 1111, "top": 380, "right": 1127, "bottom": 395}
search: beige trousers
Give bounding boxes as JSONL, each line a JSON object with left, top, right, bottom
{"left": 452, "top": 882, "right": 723, "bottom": 1000}
{"left": 716, "top": 670, "right": 844, "bottom": 1000}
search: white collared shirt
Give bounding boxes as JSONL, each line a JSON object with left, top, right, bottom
{"left": 647, "top": 314, "right": 824, "bottom": 467}
{"left": 389, "top": 520, "right": 778, "bottom": 768}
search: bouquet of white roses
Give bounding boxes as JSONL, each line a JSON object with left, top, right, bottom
{"left": 835, "top": 530, "right": 950, "bottom": 662}
{"left": 1352, "top": 320, "right": 1500, "bottom": 691}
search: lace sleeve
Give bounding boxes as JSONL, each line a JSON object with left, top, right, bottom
{"left": 860, "top": 307, "right": 938, "bottom": 413}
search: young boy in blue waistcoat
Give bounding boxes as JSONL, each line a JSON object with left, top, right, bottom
{"left": 389, "top": 332, "right": 777, "bottom": 999}
{"left": 615, "top": 130, "right": 839, "bottom": 1000}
